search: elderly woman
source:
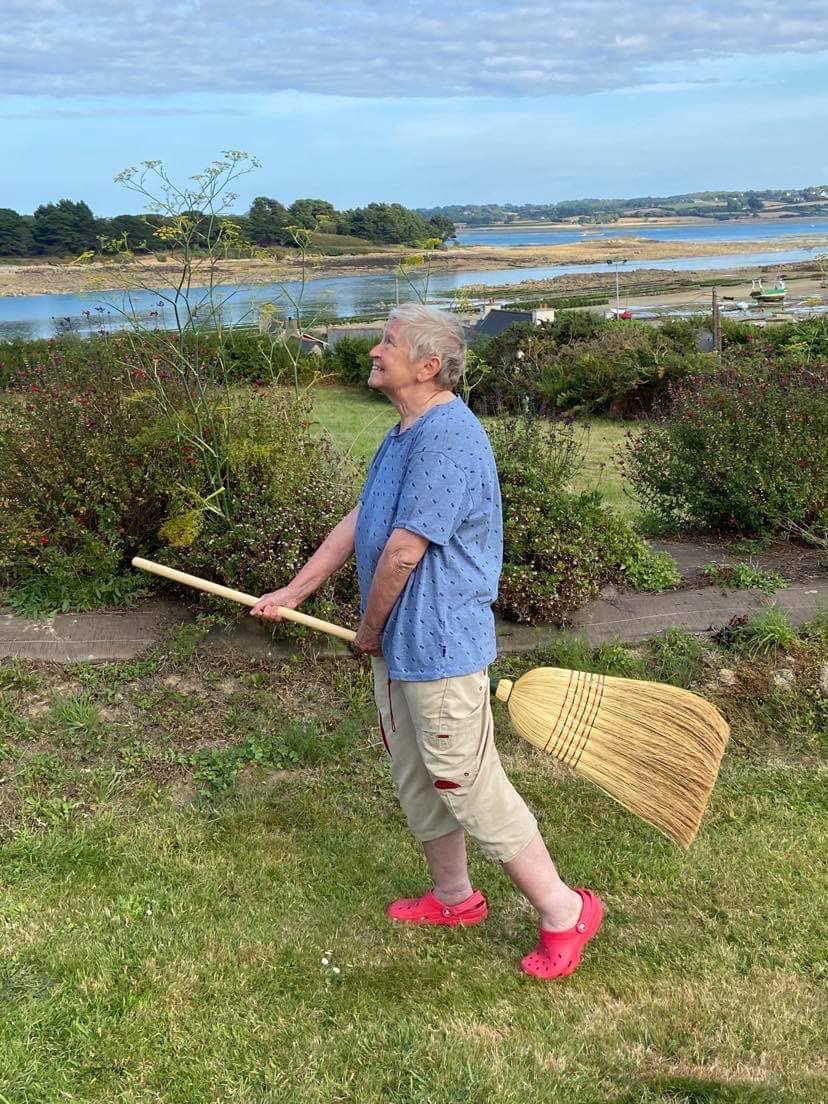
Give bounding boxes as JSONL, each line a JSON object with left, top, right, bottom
{"left": 251, "top": 304, "right": 602, "bottom": 979}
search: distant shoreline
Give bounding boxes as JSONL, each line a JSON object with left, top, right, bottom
{"left": 456, "top": 214, "right": 828, "bottom": 232}
{"left": 0, "top": 232, "right": 826, "bottom": 299}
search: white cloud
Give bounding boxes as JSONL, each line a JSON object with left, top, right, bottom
{"left": 2, "top": 1, "right": 828, "bottom": 98}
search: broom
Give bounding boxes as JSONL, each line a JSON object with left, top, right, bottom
{"left": 132, "top": 557, "right": 730, "bottom": 848}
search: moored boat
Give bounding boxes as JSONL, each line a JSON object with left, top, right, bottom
{"left": 750, "top": 275, "right": 786, "bottom": 304}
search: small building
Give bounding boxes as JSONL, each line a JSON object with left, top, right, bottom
{"left": 258, "top": 312, "right": 328, "bottom": 356}
{"left": 467, "top": 305, "right": 556, "bottom": 344}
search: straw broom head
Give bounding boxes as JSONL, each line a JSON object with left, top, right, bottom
{"left": 495, "top": 667, "right": 730, "bottom": 848}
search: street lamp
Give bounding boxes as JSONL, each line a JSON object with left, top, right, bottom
{"left": 606, "top": 258, "right": 628, "bottom": 316}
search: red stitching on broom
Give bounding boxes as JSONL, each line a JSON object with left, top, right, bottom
{"left": 544, "top": 670, "right": 575, "bottom": 753}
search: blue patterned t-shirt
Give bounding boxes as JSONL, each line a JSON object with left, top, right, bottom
{"left": 354, "top": 396, "right": 502, "bottom": 681}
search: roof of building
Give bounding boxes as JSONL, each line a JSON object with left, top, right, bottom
{"left": 468, "top": 308, "right": 533, "bottom": 342}
{"left": 325, "top": 325, "right": 384, "bottom": 348}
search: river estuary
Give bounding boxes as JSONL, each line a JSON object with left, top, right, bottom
{"left": 1, "top": 219, "right": 827, "bottom": 341}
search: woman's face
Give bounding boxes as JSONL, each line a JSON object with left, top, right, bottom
{"left": 367, "top": 322, "right": 419, "bottom": 397}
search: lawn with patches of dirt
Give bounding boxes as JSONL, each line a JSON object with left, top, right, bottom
{"left": 0, "top": 617, "right": 825, "bottom": 1103}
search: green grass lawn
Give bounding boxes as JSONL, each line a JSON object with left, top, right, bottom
{"left": 307, "top": 232, "right": 408, "bottom": 256}
{"left": 1, "top": 619, "right": 825, "bottom": 1103}
{"left": 309, "top": 386, "right": 639, "bottom": 520}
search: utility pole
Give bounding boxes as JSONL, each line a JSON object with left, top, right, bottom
{"left": 607, "top": 257, "right": 628, "bottom": 316}
{"left": 712, "top": 287, "right": 722, "bottom": 354}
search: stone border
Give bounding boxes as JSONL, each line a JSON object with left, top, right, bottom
{"left": 2, "top": 579, "right": 826, "bottom": 664}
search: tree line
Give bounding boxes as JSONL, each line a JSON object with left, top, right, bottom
{"left": 420, "top": 184, "right": 828, "bottom": 226}
{"left": 0, "top": 197, "right": 456, "bottom": 258}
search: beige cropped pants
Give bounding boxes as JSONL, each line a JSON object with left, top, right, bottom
{"left": 372, "top": 657, "right": 537, "bottom": 863}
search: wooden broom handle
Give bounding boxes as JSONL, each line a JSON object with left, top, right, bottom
{"left": 131, "top": 557, "right": 357, "bottom": 643}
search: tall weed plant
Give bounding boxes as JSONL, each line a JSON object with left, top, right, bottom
{"left": 159, "top": 390, "right": 361, "bottom": 627}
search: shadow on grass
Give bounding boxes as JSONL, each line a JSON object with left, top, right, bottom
{"left": 610, "top": 1075, "right": 806, "bottom": 1103}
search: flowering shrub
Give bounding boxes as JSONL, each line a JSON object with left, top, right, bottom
{"left": 488, "top": 417, "right": 680, "bottom": 624}
{"left": 0, "top": 350, "right": 184, "bottom": 592}
{"left": 623, "top": 360, "right": 828, "bottom": 535}
{"left": 0, "top": 334, "right": 122, "bottom": 390}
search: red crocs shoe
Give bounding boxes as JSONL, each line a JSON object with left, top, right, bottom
{"left": 386, "top": 888, "right": 488, "bottom": 927}
{"left": 520, "top": 888, "right": 603, "bottom": 980}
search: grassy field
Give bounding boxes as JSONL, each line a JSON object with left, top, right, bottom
{"left": 308, "top": 386, "right": 639, "bottom": 519}
{"left": 1, "top": 616, "right": 825, "bottom": 1103}
{"left": 307, "top": 233, "right": 408, "bottom": 257}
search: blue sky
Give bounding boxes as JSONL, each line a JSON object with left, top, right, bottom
{"left": 2, "top": 1, "right": 828, "bottom": 215}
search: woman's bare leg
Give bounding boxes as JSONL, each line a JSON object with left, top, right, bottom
{"left": 503, "top": 832, "right": 582, "bottom": 931}
{"left": 422, "top": 828, "right": 475, "bottom": 904}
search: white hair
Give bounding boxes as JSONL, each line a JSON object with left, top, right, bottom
{"left": 387, "top": 304, "right": 466, "bottom": 390}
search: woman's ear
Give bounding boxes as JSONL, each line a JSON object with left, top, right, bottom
{"left": 417, "top": 354, "right": 442, "bottom": 383}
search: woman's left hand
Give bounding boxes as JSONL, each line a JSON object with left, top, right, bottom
{"left": 352, "top": 620, "right": 383, "bottom": 656}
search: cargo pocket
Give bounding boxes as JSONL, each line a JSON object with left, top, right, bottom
{"left": 417, "top": 670, "right": 489, "bottom": 794}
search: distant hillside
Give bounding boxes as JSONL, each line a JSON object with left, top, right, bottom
{"left": 418, "top": 186, "right": 828, "bottom": 227}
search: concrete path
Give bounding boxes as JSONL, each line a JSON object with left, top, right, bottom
{"left": 506, "top": 579, "right": 828, "bottom": 653}
{"left": 2, "top": 575, "right": 826, "bottom": 664}
{"left": 0, "top": 603, "right": 195, "bottom": 663}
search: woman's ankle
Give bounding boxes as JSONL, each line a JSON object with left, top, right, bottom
{"left": 538, "top": 887, "right": 583, "bottom": 932}
{"left": 432, "top": 884, "right": 475, "bottom": 906}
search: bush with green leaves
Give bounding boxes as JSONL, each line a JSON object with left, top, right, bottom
{"left": 488, "top": 417, "right": 681, "bottom": 624}
{"left": 722, "top": 316, "right": 828, "bottom": 364}
{"left": 471, "top": 313, "right": 710, "bottom": 417}
{"left": 0, "top": 340, "right": 361, "bottom": 622}
{"left": 702, "top": 562, "right": 787, "bottom": 593}
{"left": 322, "top": 336, "right": 376, "bottom": 386}
{"left": 220, "top": 329, "right": 317, "bottom": 385}
{"left": 623, "top": 359, "right": 828, "bottom": 536}
{"left": 766, "top": 315, "right": 828, "bottom": 364}
{"left": 158, "top": 390, "right": 361, "bottom": 627}
{"left": 0, "top": 331, "right": 320, "bottom": 392}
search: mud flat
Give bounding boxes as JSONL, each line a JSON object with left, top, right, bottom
{"left": 1, "top": 235, "right": 826, "bottom": 298}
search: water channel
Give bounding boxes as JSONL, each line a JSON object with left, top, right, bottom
{"left": 1, "top": 227, "right": 826, "bottom": 341}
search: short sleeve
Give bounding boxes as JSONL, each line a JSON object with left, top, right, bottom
{"left": 393, "top": 450, "right": 468, "bottom": 546}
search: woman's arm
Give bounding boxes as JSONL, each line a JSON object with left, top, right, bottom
{"left": 251, "top": 506, "right": 360, "bottom": 620}
{"left": 353, "top": 528, "right": 429, "bottom": 654}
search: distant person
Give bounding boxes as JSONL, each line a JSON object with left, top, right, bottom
{"left": 251, "top": 304, "right": 603, "bottom": 979}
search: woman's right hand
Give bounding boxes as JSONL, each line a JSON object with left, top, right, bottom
{"left": 250, "top": 587, "right": 302, "bottom": 621}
